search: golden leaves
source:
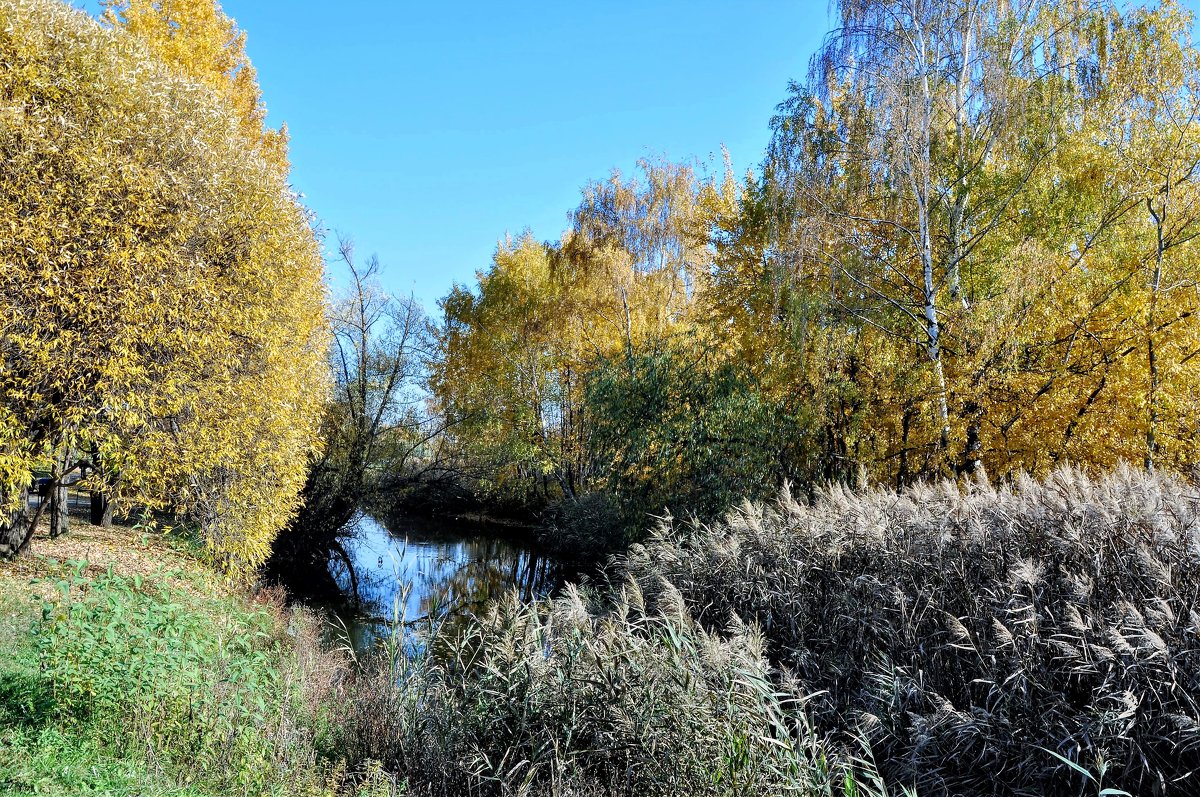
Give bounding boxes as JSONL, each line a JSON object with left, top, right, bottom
{"left": 0, "top": 0, "right": 328, "bottom": 570}
{"left": 100, "top": 0, "right": 289, "bottom": 174}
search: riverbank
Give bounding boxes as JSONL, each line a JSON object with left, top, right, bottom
{"left": 0, "top": 518, "right": 847, "bottom": 797}
{"left": 378, "top": 488, "right": 631, "bottom": 567}
{"left": 0, "top": 520, "right": 361, "bottom": 796}
{"left": 4, "top": 466, "right": 1195, "bottom": 796}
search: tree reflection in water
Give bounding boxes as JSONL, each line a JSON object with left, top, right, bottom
{"left": 327, "top": 513, "right": 563, "bottom": 651}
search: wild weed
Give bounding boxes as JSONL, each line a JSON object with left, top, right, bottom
{"left": 324, "top": 579, "right": 884, "bottom": 796}
{"left": 33, "top": 566, "right": 334, "bottom": 795}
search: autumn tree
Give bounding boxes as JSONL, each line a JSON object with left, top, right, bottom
{"left": 101, "top": 0, "right": 289, "bottom": 173}
{"left": 0, "top": 0, "right": 327, "bottom": 568}
{"left": 434, "top": 235, "right": 576, "bottom": 506}
{"left": 752, "top": 0, "right": 1200, "bottom": 483}
{"left": 950, "top": 0, "right": 1200, "bottom": 475}
{"left": 431, "top": 161, "right": 714, "bottom": 512}
{"left": 1083, "top": 3, "right": 1200, "bottom": 472}
{"left": 766, "top": 0, "right": 1062, "bottom": 476}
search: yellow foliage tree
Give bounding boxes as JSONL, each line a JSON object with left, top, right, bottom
{"left": 0, "top": 0, "right": 328, "bottom": 569}
{"left": 432, "top": 161, "right": 711, "bottom": 505}
{"left": 101, "top": 0, "right": 290, "bottom": 173}
{"left": 757, "top": 0, "right": 1200, "bottom": 484}
{"left": 430, "top": 0, "right": 1200, "bottom": 530}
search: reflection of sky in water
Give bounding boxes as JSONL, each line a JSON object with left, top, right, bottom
{"left": 329, "top": 513, "right": 559, "bottom": 650}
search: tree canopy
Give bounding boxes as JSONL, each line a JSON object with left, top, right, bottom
{"left": 101, "top": 0, "right": 290, "bottom": 173}
{"left": 431, "top": 0, "right": 1200, "bottom": 534}
{"left": 0, "top": 0, "right": 327, "bottom": 569}
{"left": 6, "top": 0, "right": 1200, "bottom": 563}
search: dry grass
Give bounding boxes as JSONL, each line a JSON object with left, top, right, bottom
{"left": 0, "top": 515, "right": 216, "bottom": 602}
{"left": 617, "top": 464, "right": 1200, "bottom": 797}
{"left": 323, "top": 584, "right": 866, "bottom": 797}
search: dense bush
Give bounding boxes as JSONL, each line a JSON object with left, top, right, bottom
{"left": 585, "top": 348, "right": 803, "bottom": 532}
{"left": 0, "top": 0, "right": 328, "bottom": 567}
{"left": 618, "top": 465, "right": 1200, "bottom": 796}
{"left": 538, "top": 492, "right": 626, "bottom": 560}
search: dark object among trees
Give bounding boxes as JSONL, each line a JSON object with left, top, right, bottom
{"left": 89, "top": 492, "right": 112, "bottom": 527}
{"left": 0, "top": 486, "right": 33, "bottom": 558}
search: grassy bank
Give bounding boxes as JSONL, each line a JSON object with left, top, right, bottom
{"left": 0, "top": 522, "right": 364, "bottom": 797}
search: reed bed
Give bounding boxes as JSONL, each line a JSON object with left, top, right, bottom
{"left": 616, "top": 465, "right": 1200, "bottom": 796}
{"left": 324, "top": 582, "right": 889, "bottom": 797}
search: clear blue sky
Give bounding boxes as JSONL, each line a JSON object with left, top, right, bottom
{"left": 78, "top": 1, "right": 826, "bottom": 308}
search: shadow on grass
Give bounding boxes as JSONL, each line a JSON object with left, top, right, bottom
{"left": 0, "top": 670, "right": 55, "bottom": 729}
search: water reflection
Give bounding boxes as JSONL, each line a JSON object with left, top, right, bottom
{"left": 327, "top": 513, "right": 562, "bottom": 650}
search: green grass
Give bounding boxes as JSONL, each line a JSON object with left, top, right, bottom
{"left": 0, "top": 544, "right": 347, "bottom": 797}
{"left": 1, "top": 727, "right": 214, "bottom": 797}
{"left": 0, "top": 572, "right": 56, "bottom": 781}
{"left": 0, "top": 566, "right": 172, "bottom": 797}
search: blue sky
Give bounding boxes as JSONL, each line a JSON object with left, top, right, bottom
{"left": 79, "top": 1, "right": 825, "bottom": 308}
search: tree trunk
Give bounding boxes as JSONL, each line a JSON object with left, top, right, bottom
{"left": 1146, "top": 194, "right": 1166, "bottom": 471}
{"left": 49, "top": 448, "right": 70, "bottom": 538}
{"left": 90, "top": 491, "right": 112, "bottom": 527}
{"left": 50, "top": 480, "right": 69, "bottom": 538}
{"left": 0, "top": 487, "right": 34, "bottom": 558}
{"left": 959, "top": 400, "right": 983, "bottom": 475}
{"left": 915, "top": 41, "right": 951, "bottom": 464}
{"left": 89, "top": 444, "right": 114, "bottom": 527}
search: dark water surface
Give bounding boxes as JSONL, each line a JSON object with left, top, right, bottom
{"left": 326, "top": 513, "right": 564, "bottom": 650}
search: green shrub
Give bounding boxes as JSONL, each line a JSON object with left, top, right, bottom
{"left": 585, "top": 348, "right": 805, "bottom": 536}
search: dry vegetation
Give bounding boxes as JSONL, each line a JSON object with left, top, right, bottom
{"left": 618, "top": 465, "right": 1200, "bottom": 796}
{"left": 6, "top": 466, "right": 1199, "bottom": 797}
{"left": 327, "top": 587, "right": 847, "bottom": 797}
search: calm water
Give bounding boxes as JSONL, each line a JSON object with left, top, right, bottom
{"left": 326, "top": 513, "right": 562, "bottom": 650}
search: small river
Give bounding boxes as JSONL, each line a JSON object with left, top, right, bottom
{"left": 325, "top": 513, "right": 565, "bottom": 650}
